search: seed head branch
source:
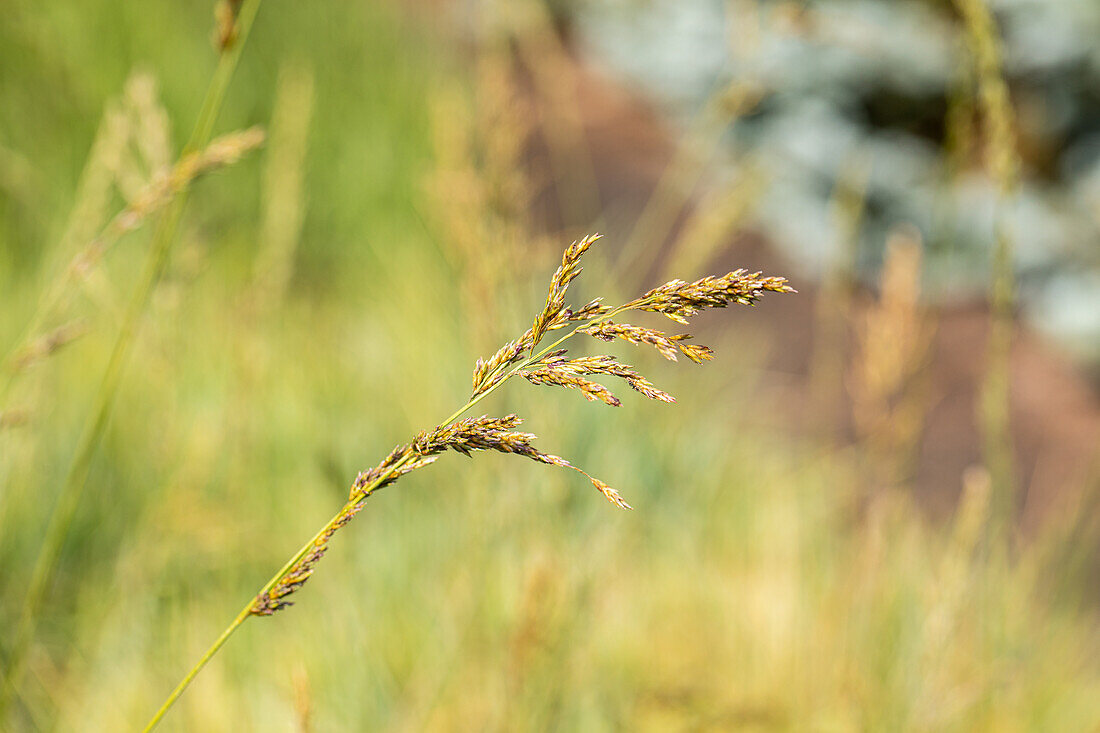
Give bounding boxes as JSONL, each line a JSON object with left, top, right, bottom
{"left": 245, "top": 234, "right": 791, "bottom": 618}
{"left": 529, "top": 233, "right": 601, "bottom": 350}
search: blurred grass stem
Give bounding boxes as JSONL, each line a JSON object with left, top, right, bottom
{"left": 953, "top": 0, "right": 1019, "bottom": 531}
{"left": 0, "top": 0, "right": 264, "bottom": 716}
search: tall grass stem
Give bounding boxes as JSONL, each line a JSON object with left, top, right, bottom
{"left": 140, "top": 302, "right": 634, "bottom": 729}
{"left": 953, "top": 0, "right": 1019, "bottom": 531}
{"left": 0, "top": 0, "right": 264, "bottom": 716}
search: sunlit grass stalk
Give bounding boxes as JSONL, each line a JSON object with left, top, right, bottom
{"left": 0, "top": 100, "right": 130, "bottom": 416}
{"left": 142, "top": 234, "right": 792, "bottom": 729}
{"left": 953, "top": 0, "right": 1019, "bottom": 531}
{"left": 950, "top": 5, "right": 1019, "bottom": 724}
{"left": 0, "top": 0, "right": 264, "bottom": 715}
{"left": 251, "top": 62, "right": 313, "bottom": 309}
{"left": 142, "top": 315, "right": 608, "bottom": 730}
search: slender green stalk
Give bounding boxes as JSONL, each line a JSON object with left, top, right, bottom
{"left": 951, "top": 9, "right": 1018, "bottom": 726}
{"left": 141, "top": 305, "right": 628, "bottom": 730}
{"left": 141, "top": 607, "right": 252, "bottom": 733}
{"left": 142, "top": 238, "right": 792, "bottom": 726}
{"left": 953, "top": 0, "right": 1019, "bottom": 531}
{"left": 0, "top": 0, "right": 265, "bottom": 717}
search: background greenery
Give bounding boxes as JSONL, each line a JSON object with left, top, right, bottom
{"left": 1, "top": 1, "right": 1098, "bottom": 730}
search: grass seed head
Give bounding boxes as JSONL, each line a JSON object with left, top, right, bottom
{"left": 591, "top": 478, "right": 632, "bottom": 510}
{"left": 626, "top": 270, "right": 794, "bottom": 323}
{"left": 472, "top": 337, "right": 531, "bottom": 396}
{"left": 519, "top": 366, "right": 623, "bottom": 407}
{"left": 581, "top": 321, "right": 714, "bottom": 364}
{"left": 530, "top": 233, "right": 601, "bottom": 349}
{"left": 261, "top": 233, "right": 790, "bottom": 616}
{"left": 521, "top": 355, "right": 674, "bottom": 405}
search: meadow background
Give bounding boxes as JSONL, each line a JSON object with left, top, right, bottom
{"left": 1, "top": 0, "right": 1099, "bottom": 730}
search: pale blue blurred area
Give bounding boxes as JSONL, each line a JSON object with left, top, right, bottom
{"left": 575, "top": 0, "right": 1100, "bottom": 363}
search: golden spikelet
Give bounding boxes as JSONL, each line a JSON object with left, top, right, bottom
{"left": 471, "top": 302, "right": 610, "bottom": 397}
{"left": 472, "top": 337, "right": 531, "bottom": 397}
{"left": 590, "top": 477, "right": 633, "bottom": 511}
{"left": 625, "top": 270, "right": 794, "bottom": 324}
{"left": 566, "top": 297, "right": 612, "bottom": 322}
{"left": 520, "top": 354, "right": 675, "bottom": 406}
{"left": 530, "top": 234, "right": 601, "bottom": 349}
{"left": 411, "top": 415, "right": 570, "bottom": 467}
{"left": 519, "top": 365, "right": 623, "bottom": 407}
{"left": 624, "top": 374, "right": 677, "bottom": 404}
{"left": 580, "top": 321, "right": 714, "bottom": 363}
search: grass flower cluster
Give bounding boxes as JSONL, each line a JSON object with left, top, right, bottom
{"left": 144, "top": 233, "right": 791, "bottom": 727}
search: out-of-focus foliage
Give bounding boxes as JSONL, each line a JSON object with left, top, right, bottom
{"left": 578, "top": 0, "right": 1100, "bottom": 362}
{"left": 0, "top": 0, "right": 1098, "bottom": 730}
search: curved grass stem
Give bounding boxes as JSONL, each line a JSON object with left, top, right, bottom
{"left": 141, "top": 305, "right": 629, "bottom": 729}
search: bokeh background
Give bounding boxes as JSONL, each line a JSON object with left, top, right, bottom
{"left": 1, "top": 0, "right": 1099, "bottom": 730}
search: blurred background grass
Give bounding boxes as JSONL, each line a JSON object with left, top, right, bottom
{"left": 2, "top": 0, "right": 1099, "bottom": 730}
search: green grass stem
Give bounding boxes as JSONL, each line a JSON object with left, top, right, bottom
{"left": 0, "top": 0, "right": 265, "bottom": 716}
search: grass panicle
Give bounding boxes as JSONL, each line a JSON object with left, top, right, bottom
{"left": 144, "top": 232, "right": 791, "bottom": 729}
{"left": 850, "top": 226, "right": 933, "bottom": 493}
{"left": 252, "top": 62, "right": 313, "bottom": 309}
{"left": 5, "top": 2, "right": 1097, "bottom": 729}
